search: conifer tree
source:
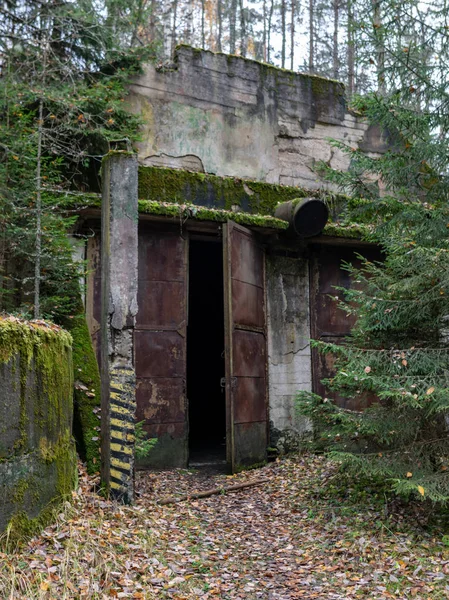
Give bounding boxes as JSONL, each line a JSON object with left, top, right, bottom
{"left": 0, "top": 0, "right": 153, "bottom": 321}
{"left": 296, "top": 12, "right": 449, "bottom": 502}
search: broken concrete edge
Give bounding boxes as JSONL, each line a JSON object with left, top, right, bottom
{"left": 100, "top": 152, "right": 138, "bottom": 504}
{"left": 174, "top": 44, "right": 346, "bottom": 92}
{"left": 0, "top": 315, "right": 77, "bottom": 543}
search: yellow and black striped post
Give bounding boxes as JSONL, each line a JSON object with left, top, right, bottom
{"left": 100, "top": 152, "right": 138, "bottom": 503}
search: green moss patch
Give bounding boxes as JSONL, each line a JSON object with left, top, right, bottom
{"left": 323, "top": 221, "right": 374, "bottom": 239}
{"left": 0, "top": 316, "right": 76, "bottom": 542}
{"left": 65, "top": 165, "right": 368, "bottom": 240}
{"left": 138, "top": 199, "right": 288, "bottom": 229}
{"left": 137, "top": 166, "right": 319, "bottom": 215}
{"left": 67, "top": 308, "right": 101, "bottom": 475}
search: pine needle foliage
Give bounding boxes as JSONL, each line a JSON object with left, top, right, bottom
{"left": 297, "top": 28, "right": 449, "bottom": 503}
{"left": 0, "top": 0, "right": 155, "bottom": 321}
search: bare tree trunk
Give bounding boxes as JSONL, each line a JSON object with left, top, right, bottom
{"left": 263, "top": 0, "right": 267, "bottom": 61}
{"left": 230, "top": 0, "right": 237, "bottom": 53}
{"left": 239, "top": 0, "right": 246, "bottom": 56}
{"left": 201, "top": 0, "right": 205, "bottom": 47}
{"left": 217, "top": 0, "right": 223, "bottom": 51}
{"left": 34, "top": 95, "right": 43, "bottom": 319}
{"left": 267, "top": 0, "right": 274, "bottom": 62}
{"left": 347, "top": 0, "right": 355, "bottom": 97}
{"left": 308, "top": 0, "right": 314, "bottom": 72}
{"left": 372, "top": 0, "right": 385, "bottom": 94}
{"left": 281, "top": 0, "right": 286, "bottom": 68}
{"left": 183, "top": 0, "right": 195, "bottom": 45}
{"left": 333, "top": 0, "right": 339, "bottom": 78}
{"left": 0, "top": 57, "right": 10, "bottom": 311}
{"left": 162, "top": 0, "right": 172, "bottom": 57}
{"left": 171, "top": 0, "right": 178, "bottom": 55}
{"left": 290, "top": 0, "right": 295, "bottom": 70}
{"left": 148, "top": 0, "right": 157, "bottom": 44}
{"left": 130, "top": 0, "right": 145, "bottom": 47}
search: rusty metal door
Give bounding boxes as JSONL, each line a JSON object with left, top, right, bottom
{"left": 223, "top": 221, "right": 267, "bottom": 472}
{"left": 134, "top": 227, "right": 188, "bottom": 468}
{"left": 310, "top": 245, "right": 379, "bottom": 411}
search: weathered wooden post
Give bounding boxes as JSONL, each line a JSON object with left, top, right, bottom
{"left": 100, "top": 151, "right": 138, "bottom": 503}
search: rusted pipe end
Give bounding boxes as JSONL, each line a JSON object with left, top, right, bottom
{"left": 274, "top": 198, "right": 329, "bottom": 237}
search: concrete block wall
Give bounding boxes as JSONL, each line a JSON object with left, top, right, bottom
{"left": 0, "top": 318, "right": 76, "bottom": 535}
{"left": 266, "top": 254, "right": 312, "bottom": 449}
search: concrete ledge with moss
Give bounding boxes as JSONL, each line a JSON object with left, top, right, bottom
{"left": 0, "top": 316, "right": 77, "bottom": 542}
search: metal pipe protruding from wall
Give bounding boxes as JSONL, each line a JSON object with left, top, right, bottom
{"left": 274, "top": 198, "right": 329, "bottom": 237}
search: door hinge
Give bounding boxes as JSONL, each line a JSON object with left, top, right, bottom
{"left": 221, "top": 376, "right": 237, "bottom": 391}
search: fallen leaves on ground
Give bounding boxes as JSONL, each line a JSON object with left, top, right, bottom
{"left": 2, "top": 454, "right": 449, "bottom": 599}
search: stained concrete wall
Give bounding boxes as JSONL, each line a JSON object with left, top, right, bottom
{"left": 100, "top": 152, "right": 138, "bottom": 503}
{"left": 129, "top": 46, "right": 386, "bottom": 190}
{"left": 0, "top": 319, "right": 76, "bottom": 535}
{"left": 266, "top": 254, "right": 312, "bottom": 450}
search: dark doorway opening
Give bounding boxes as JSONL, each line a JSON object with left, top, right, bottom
{"left": 187, "top": 239, "right": 226, "bottom": 465}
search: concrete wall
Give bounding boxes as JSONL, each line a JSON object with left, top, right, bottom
{"left": 129, "top": 46, "right": 386, "bottom": 191}
{"left": 0, "top": 318, "right": 76, "bottom": 535}
{"left": 266, "top": 254, "right": 312, "bottom": 450}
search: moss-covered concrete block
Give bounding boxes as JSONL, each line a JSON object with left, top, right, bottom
{"left": 0, "top": 317, "right": 77, "bottom": 538}
{"left": 69, "top": 308, "right": 101, "bottom": 474}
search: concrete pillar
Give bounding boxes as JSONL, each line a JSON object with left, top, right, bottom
{"left": 100, "top": 152, "right": 138, "bottom": 503}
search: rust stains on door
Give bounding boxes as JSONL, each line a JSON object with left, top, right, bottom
{"left": 224, "top": 221, "right": 267, "bottom": 472}
{"left": 135, "top": 226, "right": 188, "bottom": 468}
{"left": 310, "top": 244, "right": 380, "bottom": 411}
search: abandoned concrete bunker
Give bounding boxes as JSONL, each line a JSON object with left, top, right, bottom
{"left": 78, "top": 46, "right": 384, "bottom": 475}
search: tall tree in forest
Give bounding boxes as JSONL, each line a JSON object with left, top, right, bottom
{"left": 239, "top": 0, "right": 247, "bottom": 56}
{"left": 308, "top": 0, "right": 314, "bottom": 71}
{"left": 347, "top": 0, "right": 355, "bottom": 95}
{"left": 229, "top": 0, "right": 237, "bottom": 52}
{"left": 332, "top": 0, "right": 339, "bottom": 78}
{"left": 217, "top": 0, "right": 223, "bottom": 51}
{"left": 296, "top": 4, "right": 449, "bottom": 503}
{"left": 281, "top": 0, "right": 286, "bottom": 67}
{"left": 0, "top": 0, "right": 151, "bottom": 320}
{"left": 290, "top": 0, "right": 295, "bottom": 70}
{"left": 267, "top": 0, "right": 275, "bottom": 63}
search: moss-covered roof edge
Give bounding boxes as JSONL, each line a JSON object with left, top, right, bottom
{"left": 138, "top": 200, "right": 288, "bottom": 229}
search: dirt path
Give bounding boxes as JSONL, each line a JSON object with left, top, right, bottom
{"left": 2, "top": 455, "right": 449, "bottom": 599}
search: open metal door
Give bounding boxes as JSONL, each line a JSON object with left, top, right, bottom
{"left": 134, "top": 227, "right": 188, "bottom": 468}
{"left": 223, "top": 221, "right": 267, "bottom": 473}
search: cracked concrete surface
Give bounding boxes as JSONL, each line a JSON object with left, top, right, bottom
{"left": 129, "top": 46, "right": 382, "bottom": 188}
{"left": 266, "top": 255, "right": 312, "bottom": 438}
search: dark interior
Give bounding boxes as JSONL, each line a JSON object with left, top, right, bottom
{"left": 187, "top": 239, "right": 226, "bottom": 464}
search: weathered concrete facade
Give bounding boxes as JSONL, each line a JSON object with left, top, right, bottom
{"left": 79, "top": 46, "right": 382, "bottom": 472}
{"left": 129, "top": 46, "right": 385, "bottom": 190}
{"left": 266, "top": 253, "right": 312, "bottom": 450}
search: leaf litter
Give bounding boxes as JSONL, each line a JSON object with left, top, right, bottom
{"left": 2, "top": 454, "right": 449, "bottom": 599}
